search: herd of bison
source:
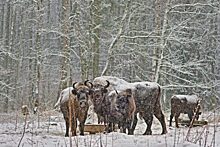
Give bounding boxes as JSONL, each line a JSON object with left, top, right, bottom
{"left": 54, "top": 76, "right": 202, "bottom": 137}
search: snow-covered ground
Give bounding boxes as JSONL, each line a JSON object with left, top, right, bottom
{"left": 0, "top": 110, "right": 219, "bottom": 147}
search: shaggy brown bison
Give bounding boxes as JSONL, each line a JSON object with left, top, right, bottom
{"left": 109, "top": 89, "right": 136, "bottom": 134}
{"left": 90, "top": 80, "right": 110, "bottom": 124}
{"left": 131, "top": 82, "right": 167, "bottom": 135}
{"left": 169, "top": 95, "right": 202, "bottom": 128}
{"left": 93, "top": 76, "right": 167, "bottom": 135}
{"left": 55, "top": 80, "right": 93, "bottom": 136}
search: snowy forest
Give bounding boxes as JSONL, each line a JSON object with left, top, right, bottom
{"left": 0, "top": 0, "right": 220, "bottom": 112}
{"left": 1, "top": 0, "right": 220, "bottom": 147}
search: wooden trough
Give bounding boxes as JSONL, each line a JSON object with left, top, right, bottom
{"left": 179, "top": 118, "right": 208, "bottom": 127}
{"left": 83, "top": 124, "right": 106, "bottom": 134}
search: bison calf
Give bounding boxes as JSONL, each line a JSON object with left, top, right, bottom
{"left": 169, "top": 95, "right": 202, "bottom": 128}
{"left": 110, "top": 89, "right": 136, "bottom": 135}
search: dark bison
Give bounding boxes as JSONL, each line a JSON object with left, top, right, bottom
{"left": 55, "top": 80, "right": 93, "bottom": 136}
{"left": 91, "top": 78, "right": 136, "bottom": 134}
{"left": 93, "top": 76, "right": 167, "bottom": 135}
{"left": 90, "top": 80, "right": 111, "bottom": 125}
{"left": 169, "top": 95, "right": 202, "bottom": 128}
{"left": 109, "top": 88, "right": 136, "bottom": 134}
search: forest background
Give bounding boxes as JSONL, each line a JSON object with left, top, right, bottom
{"left": 0, "top": 0, "right": 220, "bottom": 113}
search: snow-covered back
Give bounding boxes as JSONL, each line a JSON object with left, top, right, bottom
{"left": 172, "top": 95, "right": 200, "bottom": 104}
{"left": 54, "top": 87, "right": 73, "bottom": 107}
{"left": 93, "top": 76, "right": 160, "bottom": 92}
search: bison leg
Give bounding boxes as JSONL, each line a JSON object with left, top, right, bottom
{"left": 169, "top": 113, "right": 174, "bottom": 127}
{"left": 127, "top": 120, "right": 133, "bottom": 135}
{"left": 154, "top": 111, "right": 167, "bottom": 134}
{"left": 64, "top": 117, "right": 70, "bottom": 137}
{"left": 143, "top": 114, "right": 153, "bottom": 135}
{"left": 130, "top": 113, "right": 138, "bottom": 135}
{"left": 98, "top": 115, "right": 101, "bottom": 124}
{"left": 187, "top": 111, "right": 194, "bottom": 126}
{"left": 71, "top": 117, "right": 77, "bottom": 136}
{"left": 106, "top": 122, "right": 113, "bottom": 133}
{"left": 79, "top": 121, "right": 85, "bottom": 136}
{"left": 174, "top": 113, "right": 180, "bottom": 128}
{"left": 120, "top": 120, "right": 127, "bottom": 134}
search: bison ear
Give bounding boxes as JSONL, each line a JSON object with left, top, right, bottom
{"left": 72, "top": 89, "right": 77, "bottom": 95}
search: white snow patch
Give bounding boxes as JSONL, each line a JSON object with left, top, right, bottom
{"left": 0, "top": 111, "right": 219, "bottom": 147}
{"left": 172, "top": 95, "right": 200, "bottom": 104}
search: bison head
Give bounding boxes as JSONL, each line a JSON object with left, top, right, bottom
{"left": 72, "top": 80, "right": 93, "bottom": 108}
{"left": 90, "top": 80, "right": 110, "bottom": 106}
{"left": 115, "top": 89, "right": 133, "bottom": 115}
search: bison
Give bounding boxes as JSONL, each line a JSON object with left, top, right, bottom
{"left": 55, "top": 80, "right": 93, "bottom": 136}
{"left": 169, "top": 95, "right": 202, "bottom": 128}
{"left": 91, "top": 78, "right": 136, "bottom": 134}
{"left": 109, "top": 88, "right": 136, "bottom": 134}
{"left": 90, "top": 80, "right": 111, "bottom": 124}
{"left": 93, "top": 76, "right": 167, "bottom": 135}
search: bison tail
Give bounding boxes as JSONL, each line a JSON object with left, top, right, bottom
{"left": 54, "top": 91, "right": 64, "bottom": 108}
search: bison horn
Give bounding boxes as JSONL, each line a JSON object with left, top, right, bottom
{"left": 89, "top": 82, "right": 93, "bottom": 88}
{"left": 73, "top": 82, "right": 77, "bottom": 89}
{"left": 115, "top": 89, "right": 118, "bottom": 95}
{"left": 84, "top": 80, "right": 93, "bottom": 88}
{"left": 104, "top": 80, "right": 110, "bottom": 89}
{"left": 84, "top": 80, "right": 89, "bottom": 86}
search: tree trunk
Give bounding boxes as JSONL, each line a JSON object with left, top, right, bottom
{"left": 58, "top": 0, "right": 71, "bottom": 93}
{"left": 90, "top": 0, "right": 101, "bottom": 79}
{"left": 153, "top": 0, "right": 170, "bottom": 83}
{"left": 2, "top": 2, "right": 11, "bottom": 113}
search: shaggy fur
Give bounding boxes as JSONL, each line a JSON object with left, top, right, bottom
{"left": 110, "top": 89, "right": 136, "bottom": 135}
{"left": 90, "top": 80, "right": 110, "bottom": 125}
{"left": 131, "top": 83, "right": 167, "bottom": 135}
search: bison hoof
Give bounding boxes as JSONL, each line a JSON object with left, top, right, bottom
{"left": 65, "top": 134, "right": 69, "bottom": 137}
{"left": 143, "top": 130, "right": 152, "bottom": 135}
{"left": 128, "top": 132, "right": 134, "bottom": 135}
{"left": 161, "top": 130, "right": 167, "bottom": 134}
{"left": 80, "top": 133, "right": 84, "bottom": 136}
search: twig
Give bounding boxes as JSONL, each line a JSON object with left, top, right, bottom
{"left": 193, "top": 125, "right": 207, "bottom": 144}
{"left": 210, "top": 109, "right": 216, "bottom": 147}
{"left": 17, "top": 114, "right": 28, "bottom": 147}
{"left": 37, "top": 112, "right": 40, "bottom": 128}
{"left": 47, "top": 114, "right": 51, "bottom": 133}
{"left": 99, "top": 133, "right": 103, "bottom": 147}
{"left": 59, "top": 122, "right": 68, "bottom": 147}
{"left": 173, "top": 127, "right": 176, "bottom": 147}
{"left": 185, "top": 102, "right": 201, "bottom": 141}
{"left": 15, "top": 111, "right": 18, "bottom": 131}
